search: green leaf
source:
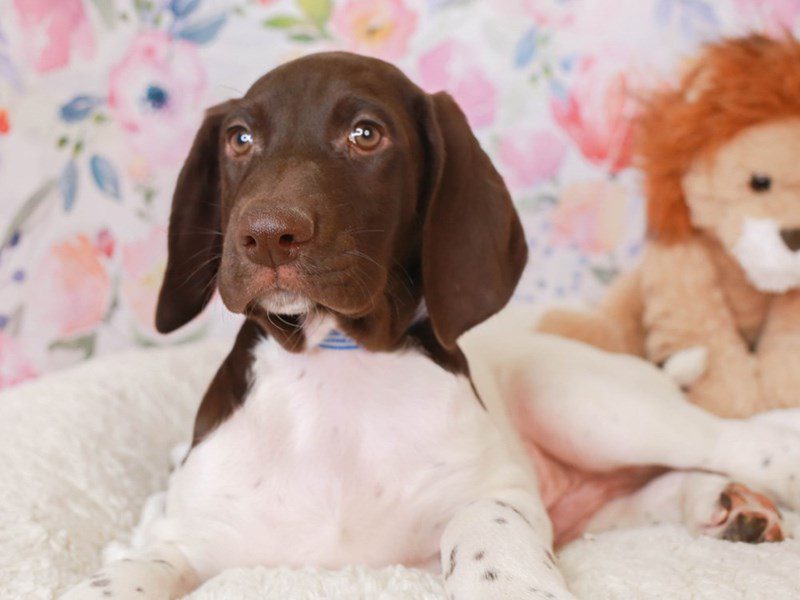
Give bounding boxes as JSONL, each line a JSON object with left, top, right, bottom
{"left": 6, "top": 306, "right": 24, "bottom": 337}
{"left": 89, "top": 0, "right": 117, "bottom": 27}
{"left": 298, "top": 0, "right": 331, "bottom": 27}
{"left": 517, "top": 193, "right": 558, "bottom": 211}
{"left": 131, "top": 320, "right": 209, "bottom": 347}
{"left": 49, "top": 332, "right": 97, "bottom": 359}
{"left": 2, "top": 179, "right": 56, "bottom": 248}
{"left": 289, "top": 32, "right": 316, "bottom": 42}
{"left": 590, "top": 265, "right": 619, "bottom": 285}
{"left": 263, "top": 14, "right": 305, "bottom": 28}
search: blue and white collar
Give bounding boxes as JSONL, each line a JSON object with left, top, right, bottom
{"left": 316, "top": 328, "right": 360, "bottom": 351}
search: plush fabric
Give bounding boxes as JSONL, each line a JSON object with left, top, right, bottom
{"left": 3, "top": 342, "right": 800, "bottom": 599}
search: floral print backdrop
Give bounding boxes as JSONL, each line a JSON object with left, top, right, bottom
{"left": 0, "top": 0, "right": 795, "bottom": 388}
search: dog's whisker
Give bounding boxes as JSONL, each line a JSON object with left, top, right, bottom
{"left": 180, "top": 254, "right": 222, "bottom": 288}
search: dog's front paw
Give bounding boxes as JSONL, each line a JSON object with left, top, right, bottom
{"left": 60, "top": 558, "right": 189, "bottom": 600}
{"left": 662, "top": 346, "right": 708, "bottom": 387}
{"left": 60, "top": 569, "right": 169, "bottom": 600}
{"left": 443, "top": 546, "right": 575, "bottom": 600}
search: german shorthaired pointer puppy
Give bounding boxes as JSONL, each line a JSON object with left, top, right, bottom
{"left": 64, "top": 52, "right": 800, "bottom": 600}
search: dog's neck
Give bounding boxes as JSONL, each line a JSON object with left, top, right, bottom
{"left": 244, "top": 301, "right": 467, "bottom": 374}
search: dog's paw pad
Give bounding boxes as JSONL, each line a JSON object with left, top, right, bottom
{"left": 707, "top": 483, "right": 785, "bottom": 543}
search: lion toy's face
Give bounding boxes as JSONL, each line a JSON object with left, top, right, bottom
{"left": 682, "top": 119, "right": 800, "bottom": 293}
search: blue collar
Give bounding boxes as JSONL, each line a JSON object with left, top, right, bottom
{"left": 316, "top": 329, "right": 360, "bottom": 351}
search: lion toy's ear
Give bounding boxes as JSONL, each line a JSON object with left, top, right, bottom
{"left": 539, "top": 33, "right": 800, "bottom": 419}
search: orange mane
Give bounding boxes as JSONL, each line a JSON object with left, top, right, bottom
{"left": 637, "top": 34, "right": 800, "bottom": 243}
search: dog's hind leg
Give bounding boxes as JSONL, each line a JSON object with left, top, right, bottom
{"left": 60, "top": 543, "right": 199, "bottom": 600}
{"left": 585, "top": 470, "right": 785, "bottom": 544}
{"left": 463, "top": 310, "right": 800, "bottom": 510}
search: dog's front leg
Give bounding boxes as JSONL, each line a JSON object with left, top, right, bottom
{"left": 442, "top": 488, "right": 575, "bottom": 600}
{"left": 60, "top": 543, "right": 199, "bottom": 600}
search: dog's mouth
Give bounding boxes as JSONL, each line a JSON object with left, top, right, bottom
{"left": 222, "top": 256, "right": 385, "bottom": 319}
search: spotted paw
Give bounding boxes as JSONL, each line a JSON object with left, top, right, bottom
{"left": 705, "top": 483, "right": 785, "bottom": 543}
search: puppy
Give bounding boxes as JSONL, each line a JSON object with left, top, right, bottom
{"left": 64, "top": 52, "right": 800, "bottom": 600}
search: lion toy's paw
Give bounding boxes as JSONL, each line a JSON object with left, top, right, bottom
{"left": 663, "top": 346, "right": 708, "bottom": 388}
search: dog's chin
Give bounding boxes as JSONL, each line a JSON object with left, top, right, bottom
{"left": 257, "top": 290, "right": 314, "bottom": 315}
{"left": 731, "top": 218, "right": 800, "bottom": 293}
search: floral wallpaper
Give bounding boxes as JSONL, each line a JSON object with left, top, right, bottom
{"left": 0, "top": 0, "right": 795, "bottom": 388}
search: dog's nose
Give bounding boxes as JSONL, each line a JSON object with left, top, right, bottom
{"left": 238, "top": 211, "right": 315, "bottom": 267}
{"left": 780, "top": 228, "right": 800, "bottom": 252}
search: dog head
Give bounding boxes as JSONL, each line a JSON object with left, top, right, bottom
{"left": 639, "top": 35, "right": 800, "bottom": 293}
{"left": 155, "top": 52, "right": 526, "bottom": 351}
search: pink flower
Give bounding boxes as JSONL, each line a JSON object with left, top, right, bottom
{"left": 498, "top": 129, "right": 567, "bottom": 190}
{"left": 32, "top": 234, "right": 112, "bottom": 337}
{"left": 551, "top": 56, "right": 636, "bottom": 174}
{"left": 108, "top": 31, "right": 206, "bottom": 168}
{"left": 520, "top": 0, "right": 576, "bottom": 28}
{"left": 418, "top": 40, "right": 497, "bottom": 129}
{"left": 331, "top": 0, "right": 417, "bottom": 61}
{"left": 12, "top": 0, "right": 94, "bottom": 73}
{"left": 733, "top": 0, "right": 800, "bottom": 33}
{"left": 0, "top": 332, "right": 37, "bottom": 389}
{"left": 121, "top": 227, "right": 167, "bottom": 332}
{"left": 95, "top": 228, "right": 115, "bottom": 258}
{"left": 551, "top": 180, "right": 629, "bottom": 254}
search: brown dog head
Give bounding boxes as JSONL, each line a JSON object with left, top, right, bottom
{"left": 155, "top": 52, "right": 526, "bottom": 351}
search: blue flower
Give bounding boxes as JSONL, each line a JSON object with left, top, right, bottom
{"left": 144, "top": 84, "right": 169, "bottom": 110}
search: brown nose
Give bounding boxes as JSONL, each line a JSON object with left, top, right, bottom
{"left": 780, "top": 228, "right": 800, "bottom": 252}
{"left": 238, "top": 211, "right": 315, "bottom": 267}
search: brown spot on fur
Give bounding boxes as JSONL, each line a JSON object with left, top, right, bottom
{"left": 445, "top": 546, "right": 458, "bottom": 580}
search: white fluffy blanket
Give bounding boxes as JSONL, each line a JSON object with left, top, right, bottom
{"left": 2, "top": 342, "right": 800, "bottom": 599}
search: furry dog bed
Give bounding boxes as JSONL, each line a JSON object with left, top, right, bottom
{"left": 2, "top": 343, "right": 800, "bottom": 599}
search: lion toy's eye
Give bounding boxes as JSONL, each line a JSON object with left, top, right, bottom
{"left": 228, "top": 127, "right": 253, "bottom": 156}
{"left": 749, "top": 173, "right": 772, "bottom": 193}
{"left": 348, "top": 122, "right": 382, "bottom": 151}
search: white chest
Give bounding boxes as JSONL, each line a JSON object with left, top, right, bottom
{"left": 157, "top": 335, "right": 509, "bottom": 579}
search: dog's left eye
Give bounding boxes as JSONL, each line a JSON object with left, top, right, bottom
{"left": 348, "top": 122, "right": 383, "bottom": 151}
{"left": 227, "top": 127, "right": 253, "bottom": 156}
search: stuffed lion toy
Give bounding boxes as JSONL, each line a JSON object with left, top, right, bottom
{"left": 540, "top": 34, "right": 800, "bottom": 418}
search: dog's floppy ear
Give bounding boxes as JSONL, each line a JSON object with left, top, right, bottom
{"left": 419, "top": 92, "right": 528, "bottom": 349}
{"left": 155, "top": 102, "right": 231, "bottom": 334}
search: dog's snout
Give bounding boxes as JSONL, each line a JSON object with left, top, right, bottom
{"left": 780, "top": 228, "right": 800, "bottom": 252}
{"left": 239, "top": 211, "right": 315, "bottom": 267}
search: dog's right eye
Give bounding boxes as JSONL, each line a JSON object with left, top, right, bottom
{"left": 227, "top": 127, "right": 253, "bottom": 156}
